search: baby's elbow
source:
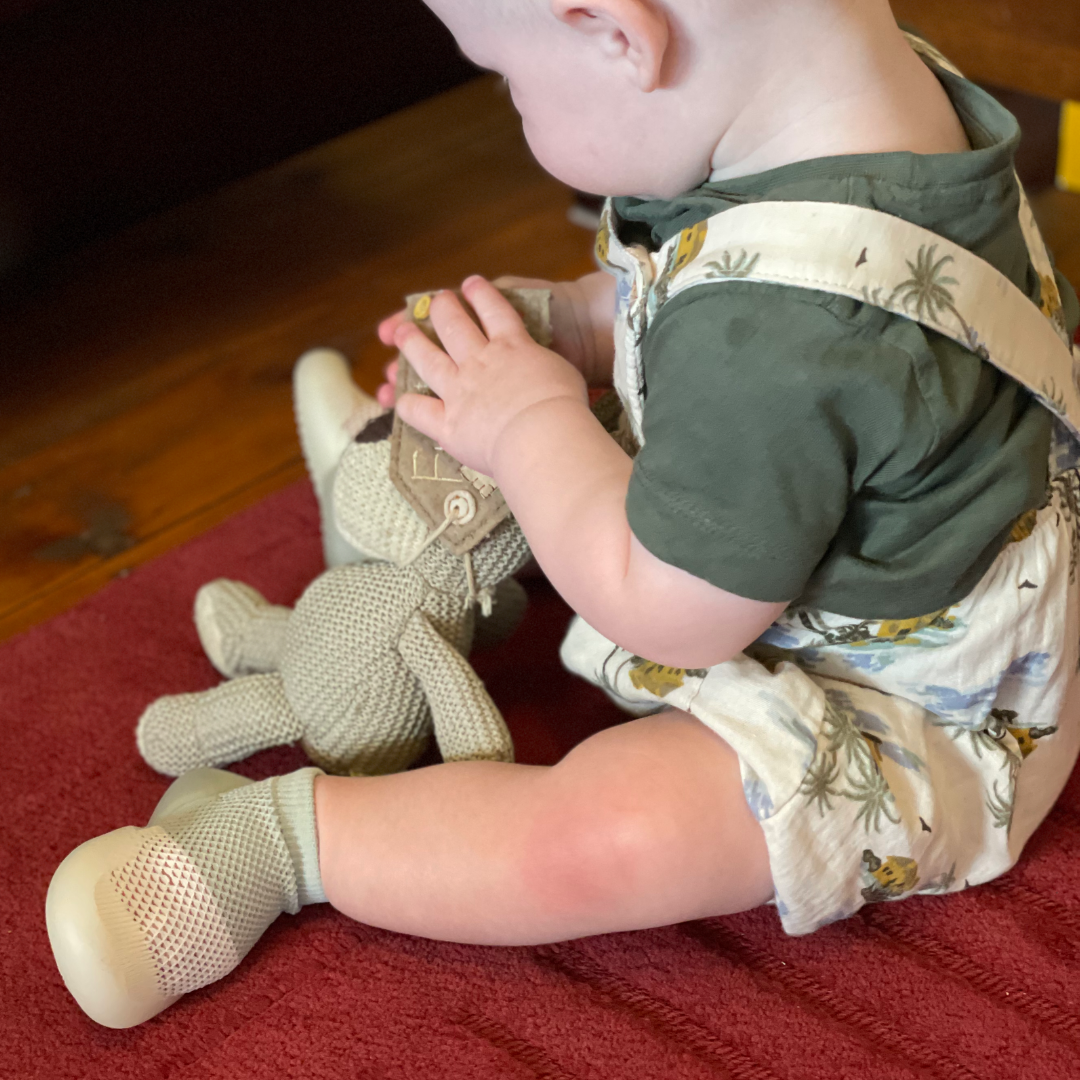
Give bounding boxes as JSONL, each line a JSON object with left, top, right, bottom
{"left": 594, "top": 601, "right": 786, "bottom": 670}
{"left": 617, "top": 629, "right": 747, "bottom": 671}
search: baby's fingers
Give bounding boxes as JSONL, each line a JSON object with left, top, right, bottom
{"left": 378, "top": 310, "right": 409, "bottom": 346}
{"left": 395, "top": 391, "right": 446, "bottom": 443}
{"left": 393, "top": 322, "right": 457, "bottom": 398}
{"left": 461, "top": 276, "right": 528, "bottom": 341}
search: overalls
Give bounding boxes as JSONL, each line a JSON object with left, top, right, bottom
{"left": 561, "top": 36, "right": 1080, "bottom": 934}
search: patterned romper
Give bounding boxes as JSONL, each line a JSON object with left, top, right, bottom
{"left": 560, "top": 37, "right": 1080, "bottom": 935}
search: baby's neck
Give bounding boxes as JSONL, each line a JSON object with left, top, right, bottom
{"left": 706, "top": 6, "right": 970, "bottom": 183}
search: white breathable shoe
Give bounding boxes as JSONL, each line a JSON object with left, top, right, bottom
{"left": 46, "top": 769, "right": 252, "bottom": 1028}
{"left": 293, "top": 348, "right": 383, "bottom": 568}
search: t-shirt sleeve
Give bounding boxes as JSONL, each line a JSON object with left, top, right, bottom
{"left": 625, "top": 282, "right": 932, "bottom": 603}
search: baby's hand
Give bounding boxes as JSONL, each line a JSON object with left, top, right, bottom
{"left": 393, "top": 276, "right": 589, "bottom": 478}
{"left": 375, "top": 271, "right": 616, "bottom": 407}
{"left": 375, "top": 311, "right": 408, "bottom": 408}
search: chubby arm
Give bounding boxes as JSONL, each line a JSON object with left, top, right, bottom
{"left": 394, "top": 278, "right": 787, "bottom": 668}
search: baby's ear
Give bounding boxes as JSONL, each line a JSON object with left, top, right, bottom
{"left": 552, "top": 0, "right": 669, "bottom": 92}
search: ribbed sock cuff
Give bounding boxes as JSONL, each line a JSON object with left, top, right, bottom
{"left": 272, "top": 767, "right": 327, "bottom": 906}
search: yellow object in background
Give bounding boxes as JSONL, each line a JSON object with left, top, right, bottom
{"left": 1059, "top": 101, "right": 1080, "bottom": 193}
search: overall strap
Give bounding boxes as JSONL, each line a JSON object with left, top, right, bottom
{"left": 596, "top": 31, "right": 1080, "bottom": 451}
{"left": 650, "top": 199, "right": 1080, "bottom": 441}
{"left": 902, "top": 32, "right": 1073, "bottom": 351}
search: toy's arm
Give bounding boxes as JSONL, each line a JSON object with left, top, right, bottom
{"left": 397, "top": 610, "right": 515, "bottom": 764}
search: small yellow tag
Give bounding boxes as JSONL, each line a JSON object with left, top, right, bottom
{"left": 412, "top": 294, "right": 432, "bottom": 321}
{"left": 1057, "top": 101, "right": 1080, "bottom": 193}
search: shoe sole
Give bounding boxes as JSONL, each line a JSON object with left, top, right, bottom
{"left": 46, "top": 769, "right": 251, "bottom": 1027}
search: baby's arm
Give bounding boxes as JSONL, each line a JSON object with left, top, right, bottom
{"left": 395, "top": 277, "right": 787, "bottom": 670}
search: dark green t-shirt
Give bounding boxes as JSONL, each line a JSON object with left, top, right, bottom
{"left": 613, "top": 66, "right": 1080, "bottom": 620}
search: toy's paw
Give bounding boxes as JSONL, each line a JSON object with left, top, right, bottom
{"left": 195, "top": 579, "right": 289, "bottom": 678}
{"left": 136, "top": 675, "right": 302, "bottom": 777}
{"left": 294, "top": 348, "right": 383, "bottom": 568}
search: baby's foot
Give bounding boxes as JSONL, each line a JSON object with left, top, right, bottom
{"left": 46, "top": 767, "right": 325, "bottom": 1028}
{"left": 195, "top": 578, "right": 291, "bottom": 678}
{"left": 293, "top": 348, "right": 383, "bottom": 568}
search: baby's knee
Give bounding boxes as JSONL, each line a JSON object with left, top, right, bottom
{"left": 518, "top": 782, "right": 669, "bottom": 925}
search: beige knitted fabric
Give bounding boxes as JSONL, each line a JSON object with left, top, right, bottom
{"left": 281, "top": 561, "right": 438, "bottom": 775}
{"left": 138, "top": 519, "right": 530, "bottom": 778}
{"left": 137, "top": 674, "right": 303, "bottom": 777}
{"left": 97, "top": 768, "right": 324, "bottom": 999}
{"left": 137, "top": 403, "right": 533, "bottom": 779}
{"left": 194, "top": 579, "right": 291, "bottom": 678}
{"left": 398, "top": 609, "right": 513, "bottom": 762}
{"left": 333, "top": 437, "right": 430, "bottom": 566}
{"left": 293, "top": 348, "right": 385, "bottom": 568}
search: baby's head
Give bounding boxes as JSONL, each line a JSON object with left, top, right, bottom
{"left": 423, "top": 0, "right": 908, "bottom": 199}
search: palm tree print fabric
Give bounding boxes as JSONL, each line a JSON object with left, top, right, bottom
{"left": 562, "top": 481, "right": 1080, "bottom": 933}
{"left": 577, "top": 37, "right": 1080, "bottom": 934}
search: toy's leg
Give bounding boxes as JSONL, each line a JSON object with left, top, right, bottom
{"left": 293, "top": 348, "right": 384, "bottom": 568}
{"left": 136, "top": 673, "right": 304, "bottom": 776}
{"left": 194, "top": 579, "right": 291, "bottom": 678}
{"left": 46, "top": 766, "right": 324, "bottom": 1028}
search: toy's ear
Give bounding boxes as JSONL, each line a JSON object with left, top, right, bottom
{"left": 332, "top": 437, "right": 429, "bottom": 566}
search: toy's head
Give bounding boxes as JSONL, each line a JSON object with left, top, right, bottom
{"left": 332, "top": 429, "right": 431, "bottom": 567}
{"left": 331, "top": 424, "right": 532, "bottom": 599}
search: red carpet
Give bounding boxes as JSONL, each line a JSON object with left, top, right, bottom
{"left": 4, "top": 481, "right": 1080, "bottom": 1080}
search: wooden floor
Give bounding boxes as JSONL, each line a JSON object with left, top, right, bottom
{"left": 0, "top": 77, "right": 595, "bottom": 640}
{"left": 2, "top": 75, "right": 1079, "bottom": 642}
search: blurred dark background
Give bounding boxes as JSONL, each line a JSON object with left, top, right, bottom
{"left": 0, "top": 0, "right": 1064, "bottom": 294}
{"left": 0, "top": 0, "right": 478, "bottom": 289}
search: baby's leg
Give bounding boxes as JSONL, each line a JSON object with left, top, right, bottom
{"left": 317, "top": 709, "right": 773, "bottom": 945}
{"left": 48, "top": 711, "right": 770, "bottom": 1026}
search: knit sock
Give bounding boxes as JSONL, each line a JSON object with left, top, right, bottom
{"left": 47, "top": 767, "right": 325, "bottom": 1028}
{"left": 194, "top": 579, "right": 291, "bottom": 679}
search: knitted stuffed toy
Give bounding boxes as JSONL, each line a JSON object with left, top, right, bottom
{"left": 135, "top": 290, "right": 552, "bottom": 778}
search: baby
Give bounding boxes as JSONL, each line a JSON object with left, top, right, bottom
{"left": 47, "top": 0, "right": 1080, "bottom": 1028}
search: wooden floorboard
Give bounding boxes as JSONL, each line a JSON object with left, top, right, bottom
{"left": 0, "top": 76, "right": 595, "bottom": 640}
{"left": 1, "top": 75, "right": 1079, "bottom": 642}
